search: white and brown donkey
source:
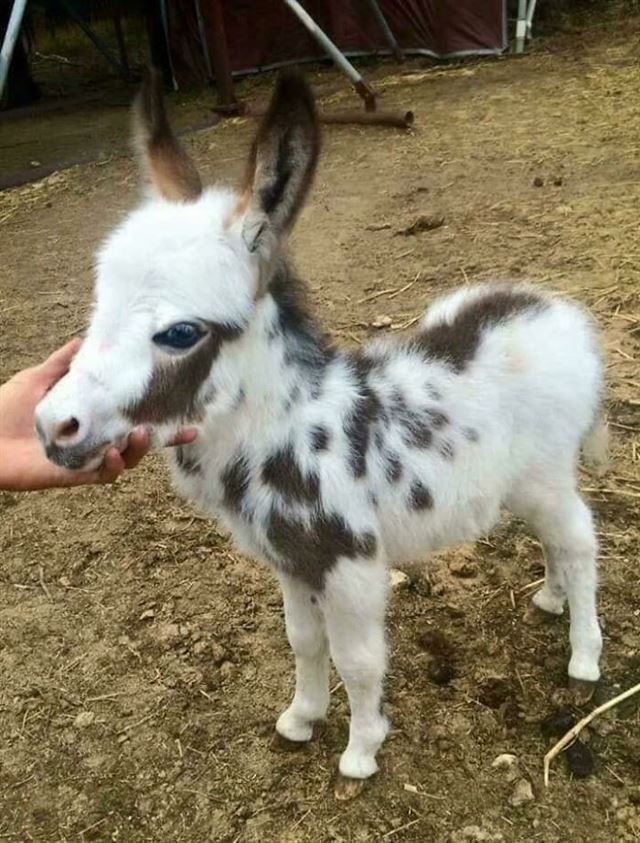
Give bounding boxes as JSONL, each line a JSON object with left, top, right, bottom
{"left": 36, "top": 72, "right": 606, "bottom": 796}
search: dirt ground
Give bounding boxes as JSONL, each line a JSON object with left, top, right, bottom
{"left": 2, "top": 15, "right": 640, "bottom": 843}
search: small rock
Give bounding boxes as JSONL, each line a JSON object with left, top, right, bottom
{"left": 492, "top": 753, "right": 519, "bottom": 781}
{"left": 509, "top": 777, "right": 534, "bottom": 807}
{"left": 533, "top": 176, "right": 544, "bottom": 187}
{"left": 389, "top": 568, "right": 409, "bottom": 588}
{"left": 449, "top": 558, "right": 477, "bottom": 578}
{"left": 210, "top": 642, "right": 227, "bottom": 666}
{"left": 403, "top": 783, "right": 418, "bottom": 794}
{"left": 139, "top": 608, "right": 155, "bottom": 621}
{"left": 371, "top": 314, "right": 392, "bottom": 329}
{"left": 399, "top": 214, "right": 445, "bottom": 236}
{"left": 451, "top": 826, "right": 503, "bottom": 842}
{"left": 564, "top": 739, "right": 595, "bottom": 778}
{"left": 30, "top": 160, "right": 41, "bottom": 167}
{"left": 73, "top": 711, "right": 95, "bottom": 729}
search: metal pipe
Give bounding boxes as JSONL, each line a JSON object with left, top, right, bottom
{"left": 194, "top": 0, "right": 213, "bottom": 81}
{"left": 58, "top": 0, "right": 129, "bottom": 80}
{"left": 203, "top": 0, "right": 240, "bottom": 113}
{"left": 363, "top": 0, "right": 404, "bottom": 63}
{"left": 526, "top": 0, "right": 538, "bottom": 38}
{"left": 515, "top": 0, "right": 527, "bottom": 54}
{"left": 0, "top": 0, "right": 28, "bottom": 102}
{"left": 158, "top": 0, "right": 178, "bottom": 89}
{"left": 283, "top": 0, "right": 377, "bottom": 111}
{"left": 248, "top": 104, "right": 413, "bottom": 129}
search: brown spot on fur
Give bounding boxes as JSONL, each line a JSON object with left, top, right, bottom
{"left": 262, "top": 444, "right": 319, "bottom": 503}
{"left": 401, "top": 412, "right": 433, "bottom": 449}
{"left": 125, "top": 322, "right": 243, "bottom": 424}
{"left": 464, "top": 427, "right": 479, "bottom": 443}
{"left": 221, "top": 453, "right": 250, "bottom": 513}
{"left": 310, "top": 425, "right": 330, "bottom": 452}
{"left": 175, "top": 444, "right": 201, "bottom": 475}
{"left": 133, "top": 70, "right": 202, "bottom": 203}
{"left": 267, "top": 509, "right": 377, "bottom": 590}
{"left": 416, "top": 288, "right": 545, "bottom": 372}
{"left": 439, "top": 440, "right": 455, "bottom": 461}
{"left": 384, "top": 451, "right": 403, "bottom": 483}
{"left": 409, "top": 480, "right": 433, "bottom": 510}
{"left": 343, "top": 355, "right": 382, "bottom": 478}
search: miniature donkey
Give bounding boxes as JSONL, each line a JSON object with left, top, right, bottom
{"left": 36, "top": 72, "right": 606, "bottom": 795}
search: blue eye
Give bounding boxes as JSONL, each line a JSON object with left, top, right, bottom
{"left": 153, "top": 322, "right": 203, "bottom": 350}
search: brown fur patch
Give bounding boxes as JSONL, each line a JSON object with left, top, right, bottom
{"left": 416, "top": 288, "right": 545, "bottom": 372}
{"left": 267, "top": 509, "right": 377, "bottom": 590}
{"left": 262, "top": 445, "right": 319, "bottom": 504}
{"left": 125, "top": 323, "right": 242, "bottom": 424}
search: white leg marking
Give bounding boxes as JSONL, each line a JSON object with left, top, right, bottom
{"left": 276, "top": 574, "right": 330, "bottom": 742}
{"left": 518, "top": 486, "right": 602, "bottom": 681}
{"left": 324, "top": 558, "right": 389, "bottom": 779}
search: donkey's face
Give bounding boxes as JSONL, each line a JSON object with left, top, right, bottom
{"left": 35, "top": 72, "right": 319, "bottom": 471}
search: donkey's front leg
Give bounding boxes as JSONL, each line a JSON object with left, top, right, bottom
{"left": 276, "top": 573, "right": 330, "bottom": 743}
{"left": 323, "top": 557, "right": 389, "bottom": 785}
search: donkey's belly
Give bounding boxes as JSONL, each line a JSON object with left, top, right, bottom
{"left": 380, "top": 494, "right": 501, "bottom": 563}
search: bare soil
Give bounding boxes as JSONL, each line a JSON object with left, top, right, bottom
{"left": 1, "top": 17, "right": 640, "bottom": 843}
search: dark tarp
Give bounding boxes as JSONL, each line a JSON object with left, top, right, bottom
{"left": 168, "top": 1, "right": 506, "bottom": 86}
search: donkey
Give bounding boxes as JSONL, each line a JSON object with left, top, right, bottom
{"left": 35, "top": 72, "right": 605, "bottom": 796}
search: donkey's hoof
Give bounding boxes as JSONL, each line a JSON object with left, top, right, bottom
{"left": 568, "top": 677, "right": 598, "bottom": 704}
{"left": 334, "top": 775, "right": 367, "bottom": 802}
{"left": 271, "top": 732, "right": 308, "bottom": 753}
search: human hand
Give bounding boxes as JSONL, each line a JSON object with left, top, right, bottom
{"left": 0, "top": 339, "right": 197, "bottom": 491}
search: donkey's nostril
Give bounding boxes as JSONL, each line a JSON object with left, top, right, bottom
{"left": 56, "top": 417, "right": 80, "bottom": 440}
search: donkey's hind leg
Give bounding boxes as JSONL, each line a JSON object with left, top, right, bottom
{"left": 510, "top": 482, "right": 602, "bottom": 682}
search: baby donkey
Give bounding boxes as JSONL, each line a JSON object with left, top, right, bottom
{"left": 36, "top": 72, "right": 605, "bottom": 796}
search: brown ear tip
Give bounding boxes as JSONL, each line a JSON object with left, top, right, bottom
{"left": 134, "top": 66, "right": 168, "bottom": 135}
{"left": 274, "top": 70, "right": 316, "bottom": 114}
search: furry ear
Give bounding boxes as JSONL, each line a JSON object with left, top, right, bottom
{"left": 133, "top": 69, "right": 202, "bottom": 203}
{"left": 237, "top": 72, "right": 320, "bottom": 256}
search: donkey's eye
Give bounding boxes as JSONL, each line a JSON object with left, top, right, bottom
{"left": 153, "top": 322, "right": 203, "bottom": 350}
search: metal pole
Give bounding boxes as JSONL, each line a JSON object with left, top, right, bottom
{"left": 194, "top": 0, "right": 213, "bottom": 81}
{"left": 283, "top": 0, "right": 376, "bottom": 111}
{"left": 515, "top": 0, "right": 527, "bottom": 54}
{"left": 525, "top": 0, "right": 538, "bottom": 39}
{"left": 204, "top": 0, "right": 240, "bottom": 114}
{"left": 158, "top": 0, "right": 178, "bottom": 90}
{"left": 363, "top": 0, "right": 404, "bottom": 63}
{"left": 0, "top": 0, "right": 29, "bottom": 102}
{"left": 58, "top": 0, "right": 128, "bottom": 80}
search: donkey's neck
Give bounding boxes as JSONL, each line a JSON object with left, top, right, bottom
{"left": 202, "top": 261, "right": 335, "bottom": 438}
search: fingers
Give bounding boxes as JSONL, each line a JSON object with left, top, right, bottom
{"left": 36, "top": 338, "right": 83, "bottom": 385}
{"left": 165, "top": 427, "right": 198, "bottom": 447}
{"left": 48, "top": 426, "right": 199, "bottom": 489}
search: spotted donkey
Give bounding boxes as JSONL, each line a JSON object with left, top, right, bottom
{"left": 35, "top": 72, "right": 606, "bottom": 795}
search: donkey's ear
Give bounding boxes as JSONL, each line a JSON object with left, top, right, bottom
{"left": 237, "top": 72, "right": 320, "bottom": 255}
{"left": 132, "top": 69, "right": 202, "bottom": 203}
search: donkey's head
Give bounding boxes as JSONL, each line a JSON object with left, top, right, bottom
{"left": 35, "top": 71, "right": 319, "bottom": 471}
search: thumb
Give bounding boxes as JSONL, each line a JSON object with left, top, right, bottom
{"left": 35, "top": 338, "right": 83, "bottom": 386}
